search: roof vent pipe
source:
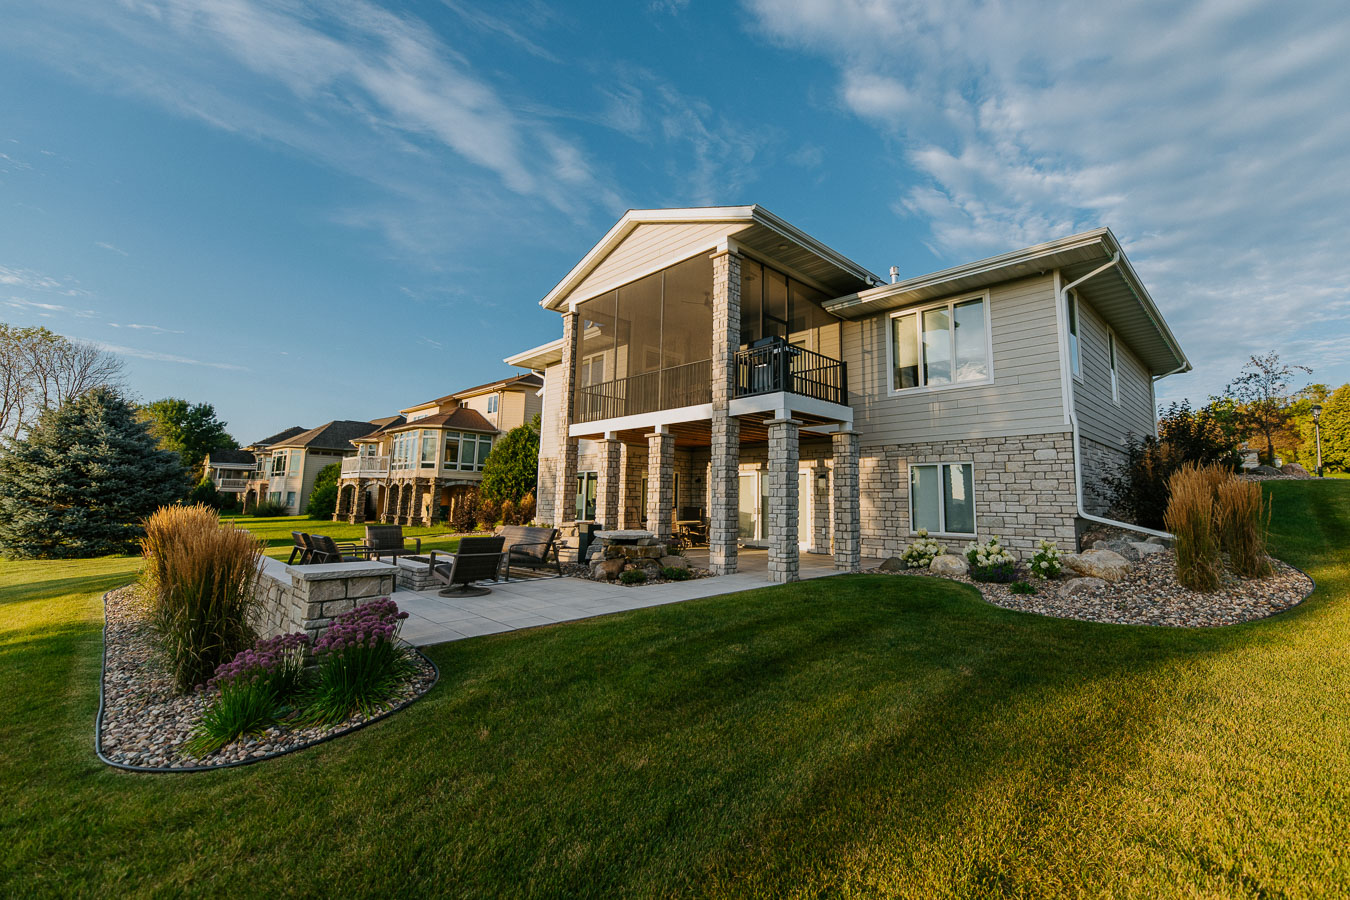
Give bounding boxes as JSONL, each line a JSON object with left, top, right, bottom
{"left": 889, "top": 265, "right": 900, "bottom": 284}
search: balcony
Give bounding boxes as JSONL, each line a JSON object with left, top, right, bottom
{"left": 341, "top": 455, "right": 391, "bottom": 478}
{"left": 735, "top": 342, "right": 847, "bottom": 405}
{"left": 575, "top": 359, "right": 712, "bottom": 424}
{"left": 216, "top": 478, "right": 249, "bottom": 492}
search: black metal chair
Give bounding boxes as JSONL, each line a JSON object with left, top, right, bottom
{"left": 429, "top": 536, "right": 505, "bottom": 597}
{"left": 287, "top": 531, "right": 313, "bottom": 565}
{"left": 364, "top": 525, "right": 421, "bottom": 561}
{"left": 307, "top": 534, "right": 372, "bottom": 564}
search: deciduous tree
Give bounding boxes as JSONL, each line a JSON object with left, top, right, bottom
{"left": 1224, "top": 352, "right": 1312, "bottom": 466}
{"left": 478, "top": 417, "right": 540, "bottom": 504}
{"left": 139, "top": 398, "right": 238, "bottom": 470}
{"left": 0, "top": 323, "right": 125, "bottom": 439}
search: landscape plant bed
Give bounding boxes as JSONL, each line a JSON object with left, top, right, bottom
{"left": 874, "top": 550, "right": 1314, "bottom": 627}
{"left": 564, "top": 562, "right": 712, "bottom": 586}
{"left": 97, "top": 585, "right": 437, "bottom": 772}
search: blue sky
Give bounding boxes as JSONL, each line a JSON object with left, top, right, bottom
{"left": 2, "top": 0, "right": 1347, "bottom": 442}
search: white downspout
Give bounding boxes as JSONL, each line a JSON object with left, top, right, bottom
{"left": 1055, "top": 255, "right": 1174, "bottom": 541}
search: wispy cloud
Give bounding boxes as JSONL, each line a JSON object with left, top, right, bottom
{"left": 108, "top": 322, "right": 183, "bottom": 334}
{"left": 94, "top": 341, "right": 248, "bottom": 371}
{"left": 94, "top": 241, "right": 129, "bottom": 256}
{"left": 743, "top": 0, "right": 1350, "bottom": 400}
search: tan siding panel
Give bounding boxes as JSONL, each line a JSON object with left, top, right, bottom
{"left": 567, "top": 223, "right": 730, "bottom": 303}
{"left": 1072, "top": 297, "right": 1156, "bottom": 448}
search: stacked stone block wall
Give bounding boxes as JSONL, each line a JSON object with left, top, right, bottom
{"left": 765, "top": 419, "right": 801, "bottom": 583}
{"left": 253, "top": 557, "right": 398, "bottom": 647}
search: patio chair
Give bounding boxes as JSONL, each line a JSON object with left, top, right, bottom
{"left": 428, "top": 536, "right": 505, "bottom": 597}
{"left": 495, "top": 525, "right": 562, "bottom": 580}
{"left": 307, "top": 534, "right": 373, "bottom": 564}
{"left": 287, "top": 531, "right": 315, "bottom": 565}
{"left": 365, "top": 525, "right": 421, "bottom": 561}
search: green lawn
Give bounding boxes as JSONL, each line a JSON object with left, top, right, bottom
{"left": 222, "top": 514, "right": 462, "bottom": 559}
{"left": 2, "top": 481, "right": 1348, "bottom": 896}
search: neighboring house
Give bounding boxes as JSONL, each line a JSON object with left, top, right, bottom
{"left": 201, "top": 448, "right": 260, "bottom": 496}
{"left": 241, "top": 420, "right": 377, "bottom": 515}
{"left": 507, "top": 205, "right": 1188, "bottom": 583}
{"left": 333, "top": 373, "right": 544, "bottom": 525}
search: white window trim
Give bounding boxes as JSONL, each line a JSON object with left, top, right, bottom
{"left": 908, "top": 460, "right": 978, "bottom": 538}
{"left": 885, "top": 291, "right": 995, "bottom": 397}
{"left": 1067, "top": 289, "right": 1083, "bottom": 383}
{"left": 1107, "top": 327, "right": 1121, "bottom": 405}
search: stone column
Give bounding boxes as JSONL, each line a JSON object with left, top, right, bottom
{"left": 811, "top": 463, "right": 830, "bottom": 554}
{"left": 596, "top": 436, "right": 622, "bottom": 531}
{"left": 408, "top": 478, "right": 426, "bottom": 526}
{"left": 553, "top": 311, "right": 580, "bottom": 527}
{"left": 709, "top": 248, "right": 741, "bottom": 574}
{"left": 646, "top": 428, "right": 675, "bottom": 542}
{"left": 766, "top": 417, "right": 801, "bottom": 584}
{"left": 333, "top": 482, "right": 350, "bottom": 522}
{"left": 831, "top": 429, "right": 861, "bottom": 573}
{"left": 352, "top": 479, "right": 368, "bottom": 523}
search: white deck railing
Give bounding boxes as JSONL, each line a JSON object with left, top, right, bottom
{"left": 341, "top": 456, "right": 390, "bottom": 478}
{"left": 217, "top": 478, "right": 250, "bottom": 491}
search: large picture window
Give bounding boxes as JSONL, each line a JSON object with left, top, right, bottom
{"left": 909, "top": 462, "right": 975, "bottom": 536}
{"left": 575, "top": 471, "right": 598, "bottom": 521}
{"left": 441, "top": 431, "right": 493, "bottom": 472}
{"left": 889, "top": 295, "right": 990, "bottom": 392}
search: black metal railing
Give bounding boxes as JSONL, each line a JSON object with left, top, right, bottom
{"left": 734, "top": 343, "right": 847, "bottom": 405}
{"left": 574, "top": 358, "right": 712, "bottom": 423}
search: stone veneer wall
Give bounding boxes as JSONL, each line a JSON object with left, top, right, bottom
{"left": 1079, "top": 436, "right": 1126, "bottom": 517}
{"left": 252, "top": 556, "right": 399, "bottom": 645}
{"left": 857, "top": 431, "right": 1079, "bottom": 559}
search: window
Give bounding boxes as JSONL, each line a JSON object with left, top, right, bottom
{"left": 487, "top": 394, "right": 498, "bottom": 414}
{"left": 443, "top": 434, "right": 459, "bottom": 470}
{"left": 440, "top": 432, "right": 492, "bottom": 471}
{"left": 288, "top": 452, "right": 300, "bottom": 476}
{"left": 638, "top": 472, "right": 681, "bottom": 525}
{"left": 284, "top": 491, "right": 297, "bottom": 511}
{"left": 1066, "top": 290, "right": 1081, "bottom": 378}
{"left": 889, "top": 296, "right": 990, "bottom": 392}
{"left": 420, "top": 431, "right": 436, "bottom": 468}
{"left": 575, "top": 471, "right": 598, "bottom": 521}
{"left": 270, "top": 453, "right": 286, "bottom": 476}
{"left": 909, "top": 462, "right": 975, "bottom": 536}
{"left": 1108, "top": 330, "right": 1120, "bottom": 403}
{"left": 268, "top": 491, "right": 281, "bottom": 503}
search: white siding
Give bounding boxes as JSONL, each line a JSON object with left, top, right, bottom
{"left": 843, "top": 274, "right": 1068, "bottom": 445}
{"left": 566, "top": 222, "right": 733, "bottom": 304}
{"left": 1072, "top": 295, "right": 1156, "bottom": 447}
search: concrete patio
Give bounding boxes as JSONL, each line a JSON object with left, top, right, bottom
{"left": 396, "top": 549, "right": 874, "bottom": 647}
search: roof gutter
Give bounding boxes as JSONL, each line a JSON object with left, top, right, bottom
{"left": 1057, "top": 255, "right": 1174, "bottom": 541}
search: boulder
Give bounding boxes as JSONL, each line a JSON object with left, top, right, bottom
{"left": 1280, "top": 463, "right": 1311, "bottom": 479}
{"left": 1093, "top": 538, "right": 1140, "bottom": 562}
{"left": 1145, "top": 535, "right": 1170, "bottom": 546}
{"left": 591, "top": 558, "right": 625, "bottom": 581}
{"left": 1061, "top": 576, "right": 1108, "bottom": 597}
{"left": 1061, "top": 549, "right": 1131, "bottom": 583}
{"left": 1250, "top": 464, "right": 1282, "bottom": 476}
{"left": 930, "top": 554, "right": 969, "bottom": 577}
{"left": 878, "top": 557, "right": 907, "bottom": 573}
{"left": 1128, "top": 541, "right": 1166, "bottom": 557}
{"left": 659, "top": 555, "right": 690, "bottom": 570}
{"left": 623, "top": 545, "right": 664, "bottom": 560}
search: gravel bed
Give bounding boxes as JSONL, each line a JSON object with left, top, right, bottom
{"left": 872, "top": 550, "right": 1313, "bottom": 627}
{"left": 98, "top": 585, "right": 437, "bottom": 771}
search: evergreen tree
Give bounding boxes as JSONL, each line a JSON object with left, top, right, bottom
{"left": 1318, "top": 383, "right": 1350, "bottom": 472}
{"left": 0, "top": 387, "right": 187, "bottom": 558}
{"left": 479, "top": 417, "right": 540, "bottom": 503}
{"left": 189, "top": 474, "right": 223, "bottom": 509}
{"left": 306, "top": 463, "right": 340, "bottom": 519}
{"left": 139, "top": 397, "right": 237, "bottom": 470}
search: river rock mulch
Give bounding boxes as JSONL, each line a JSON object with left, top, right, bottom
{"left": 872, "top": 550, "right": 1313, "bottom": 627}
{"left": 99, "top": 585, "right": 437, "bottom": 772}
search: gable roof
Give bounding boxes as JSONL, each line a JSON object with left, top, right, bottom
{"left": 387, "top": 407, "right": 497, "bottom": 434}
{"left": 351, "top": 416, "right": 406, "bottom": 442}
{"left": 539, "top": 206, "right": 882, "bottom": 312}
{"left": 270, "top": 420, "right": 385, "bottom": 451}
{"left": 205, "top": 448, "right": 257, "bottom": 466}
{"left": 822, "top": 228, "right": 1190, "bottom": 377}
{"left": 401, "top": 372, "right": 544, "bottom": 414}
{"left": 247, "top": 425, "right": 307, "bottom": 448}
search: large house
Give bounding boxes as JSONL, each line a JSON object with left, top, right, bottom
{"left": 506, "top": 206, "right": 1188, "bottom": 583}
{"left": 333, "top": 373, "right": 543, "bottom": 525}
{"left": 241, "top": 421, "right": 378, "bottom": 515}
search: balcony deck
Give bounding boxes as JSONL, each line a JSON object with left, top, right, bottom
{"left": 340, "top": 456, "right": 391, "bottom": 479}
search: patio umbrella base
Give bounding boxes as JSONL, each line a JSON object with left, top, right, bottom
{"left": 438, "top": 583, "right": 492, "bottom": 598}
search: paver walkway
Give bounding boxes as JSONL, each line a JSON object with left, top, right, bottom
{"left": 397, "top": 550, "right": 873, "bottom": 647}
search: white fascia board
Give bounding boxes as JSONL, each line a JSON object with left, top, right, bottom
{"left": 729, "top": 392, "right": 853, "bottom": 425}
{"left": 504, "top": 337, "right": 564, "bottom": 369}
{"left": 568, "top": 403, "right": 714, "bottom": 438}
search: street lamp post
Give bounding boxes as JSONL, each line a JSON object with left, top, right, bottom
{"left": 1312, "top": 404, "right": 1323, "bottom": 478}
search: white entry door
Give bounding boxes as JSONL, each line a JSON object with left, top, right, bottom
{"left": 797, "top": 470, "right": 812, "bottom": 552}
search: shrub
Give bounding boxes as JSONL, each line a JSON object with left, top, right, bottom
{"left": 900, "top": 528, "right": 946, "bottom": 568}
{"left": 185, "top": 632, "right": 308, "bottom": 755}
{"left": 306, "top": 463, "right": 340, "bottom": 519}
{"left": 478, "top": 420, "right": 540, "bottom": 503}
{"left": 1164, "top": 464, "right": 1222, "bottom": 591}
{"left": 1028, "top": 539, "right": 1063, "bottom": 579}
{"left": 965, "top": 536, "right": 1018, "bottom": 583}
{"left": 1216, "top": 477, "right": 1273, "bottom": 578}
{"left": 518, "top": 492, "right": 537, "bottom": 524}
{"left": 251, "top": 499, "right": 288, "bottom": 517}
{"left": 499, "top": 499, "right": 517, "bottom": 526}
{"left": 0, "top": 387, "right": 186, "bottom": 558}
{"left": 450, "top": 489, "right": 479, "bottom": 533}
{"left": 475, "top": 495, "right": 501, "bottom": 530}
{"left": 1009, "top": 581, "right": 1037, "bottom": 595}
{"left": 142, "top": 504, "right": 264, "bottom": 693}
{"left": 620, "top": 569, "right": 648, "bottom": 585}
{"left": 661, "top": 565, "right": 692, "bottom": 581}
{"left": 189, "top": 476, "right": 223, "bottom": 510}
{"left": 305, "top": 599, "right": 413, "bottom": 724}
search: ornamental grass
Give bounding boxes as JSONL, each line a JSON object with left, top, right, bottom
{"left": 1217, "top": 477, "right": 1274, "bottom": 578}
{"left": 1164, "top": 464, "right": 1223, "bottom": 592}
{"left": 142, "top": 504, "right": 264, "bottom": 693}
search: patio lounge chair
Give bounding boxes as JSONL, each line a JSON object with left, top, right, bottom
{"left": 495, "top": 525, "right": 562, "bottom": 579}
{"left": 365, "top": 525, "right": 421, "bottom": 561}
{"left": 307, "top": 534, "right": 373, "bottom": 564}
{"left": 287, "top": 531, "right": 315, "bottom": 565}
{"left": 429, "top": 536, "right": 504, "bottom": 597}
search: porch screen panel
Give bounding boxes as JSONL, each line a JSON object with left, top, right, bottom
{"left": 740, "top": 259, "right": 763, "bottom": 346}
{"left": 575, "top": 290, "right": 616, "bottom": 421}
{"left": 659, "top": 253, "right": 713, "bottom": 408}
{"left": 764, "top": 268, "right": 788, "bottom": 340}
{"left": 615, "top": 270, "right": 663, "bottom": 415}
